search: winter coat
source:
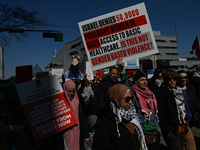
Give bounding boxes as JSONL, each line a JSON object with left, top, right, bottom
{"left": 92, "top": 105, "right": 140, "bottom": 150}
{"left": 148, "top": 79, "right": 160, "bottom": 95}
{"left": 185, "top": 83, "right": 200, "bottom": 127}
{"left": 98, "top": 76, "right": 121, "bottom": 106}
{"left": 48, "top": 93, "right": 89, "bottom": 150}
{"left": 156, "top": 86, "right": 180, "bottom": 137}
{"left": 131, "top": 89, "right": 162, "bottom": 135}
{"left": 192, "top": 76, "right": 200, "bottom": 101}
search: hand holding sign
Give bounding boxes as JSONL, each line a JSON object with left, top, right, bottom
{"left": 116, "top": 57, "right": 125, "bottom": 73}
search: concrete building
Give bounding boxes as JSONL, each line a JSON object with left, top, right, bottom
{"left": 45, "top": 37, "right": 87, "bottom": 74}
{"left": 140, "top": 31, "right": 200, "bottom": 72}
{"left": 45, "top": 31, "right": 200, "bottom": 74}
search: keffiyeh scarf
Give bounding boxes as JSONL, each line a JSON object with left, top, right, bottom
{"left": 168, "top": 86, "right": 186, "bottom": 124}
{"left": 155, "top": 79, "right": 163, "bottom": 87}
{"left": 193, "top": 71, "right": 200, "bottom": 78}
{"left": 110, "top": 102, "right": 148, "bottom": 150}
{"left": 132, "top": 84, "right": 158, "bottom": 122}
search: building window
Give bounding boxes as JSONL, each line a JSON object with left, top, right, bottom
{"left": 169, "top": 40, "right": 177, "bottom": 43}
{"left": 165, "top": 53, "right": 178, "bottom": 55}
{"left": 158, "top": 46, "right": 177, "bottom": 49}
{"left": 69, "top": 51, "right": 79, "bottom": 55}
{"left": 155, "top": 40, "right": 166, "bottom": 42}
{"left": 80, "top": 48, "right": 85, "bottom": 51}
{"left": 70, "top": 42, "right": 81, "bottom": 49}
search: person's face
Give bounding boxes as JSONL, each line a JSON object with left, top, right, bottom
{"left": 165, "top": 76, "right": 177, "bottom": 88}
{"left": 85, "top": 80, "right": 89, "bottom": 85}
{"left": 158, "top": 73, "right": 162, "bottom": 81}
{"left": 179, "top": 73, "right": 188, "bottom": 86}
{"left": 136, "top": 77, "right": 148, "bottom": 90}
{"left": 66, "top": 88, "right": 75, "bottom": 99}
{"left": 119, "top": 91, "right": 132, "bottom": 110}
{"left": 72, "top": 58, "right": 79, "bottom": 66}
{"left": 109, "top": 69, "right": 118, "bottom": 82}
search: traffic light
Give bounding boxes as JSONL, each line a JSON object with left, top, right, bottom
{"left": 43, "top": 32, "right": 63, "bottom": 42}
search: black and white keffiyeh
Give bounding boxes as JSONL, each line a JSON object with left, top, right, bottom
{"left": 155, "top": 79, "right": 163, "bottom": 87}
{"left": 193, "top": 71, "right": 200, "bottom": 78}
{"left": 110, "top": 102, "right": 148, "bottom": 150}
{"left": 168, "top": 86, "right": 186, "bottom": 124}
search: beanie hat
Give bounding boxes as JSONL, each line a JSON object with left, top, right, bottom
{"left": 133, "top": 72, "right": 146, "bottom": 83}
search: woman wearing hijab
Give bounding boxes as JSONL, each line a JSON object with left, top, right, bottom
{"left": 62, "top": 80, "right": 89, "bottom": 150}
{"left": 92, "top": 84, "right": 147, "bottom": 150}
{"left": 131, "top": 72, "right": 162, "bottom": 150}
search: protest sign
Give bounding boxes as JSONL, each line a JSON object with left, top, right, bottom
{"left": 125, "top": 59, "right": 139, "bottom": 69}
{"left": 78, "top": 2, "right": 158, "bottom": 71}
{"left": 15, "top": 75, "right": 78, "bottom": 141}
{"left": 86, "top": 61, "right": 94, "bottom": 80}
{"left": 50, "top": 68, "right": 64, "bottom": 83}
{"left": 147, "top": 69, "right": 154, "bottom": 79}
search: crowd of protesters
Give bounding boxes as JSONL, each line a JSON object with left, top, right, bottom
{"left": 53, "top": 58, "right": 200, "bottom": 150}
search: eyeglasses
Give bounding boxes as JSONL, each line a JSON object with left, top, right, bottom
{"left": 123, "top": 96, "right": 133, "bottom": 103}
{"left": 179, "top": 76, "right": 188, "bottom": 80}
{"left": 158, "top": 76, "right": 162, "bottom": 79}
{"left": 167, "top": 77, "right": 177, "bottom": 81}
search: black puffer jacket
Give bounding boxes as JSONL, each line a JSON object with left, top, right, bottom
{"left": 98, "top": 76, "right": 121, "bottom": 106}
{"left": 92, "top": 105, "right": 140, "bottom": 150}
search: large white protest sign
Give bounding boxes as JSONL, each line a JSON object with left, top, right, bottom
{"left": 15, "top": 75, "right": 78, "bottom": 141}
{"left": 78, "top": 2, "right": 158, "bottom": 71}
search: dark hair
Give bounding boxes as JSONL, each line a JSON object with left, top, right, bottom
{"left": 151, "top": 69, "right": 162, "bottom": 81}
{"left": 177, "top": 70, "right": 187, "bottom": 74}
{"left": 162, "top": 69, "right": 178, "bottom": 80}
{"left": 109, "top": 66, "right": 118, "bottom": 74}
{"left": 72, "top": 56, "right": 79, "bottom": 61}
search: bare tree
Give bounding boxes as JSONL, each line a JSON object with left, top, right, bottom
{"left": 0, "top": 2, "right": 48, "bottom": 46}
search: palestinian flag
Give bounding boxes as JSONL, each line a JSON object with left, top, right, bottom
{"left": 192, "top": 36, "right": 200, "bottom": 59}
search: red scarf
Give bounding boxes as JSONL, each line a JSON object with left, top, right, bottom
{"left": 132, "top": 84, "right": 158, "bottom": 120}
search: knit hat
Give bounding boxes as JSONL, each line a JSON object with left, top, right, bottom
{"left": 133, "top": 72, "right": 146, "bottom": 83}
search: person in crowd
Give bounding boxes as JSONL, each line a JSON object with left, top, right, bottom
{"left": 127, "top": 71, "right": 137, "bottom": 87}
{"left": 62, "top": 80, "right": 89, "bottom": 150}
{"left": 98, "top": 58, "right": 127, "bottom": 106}
{"left": 192, "top": 66, "right": 200, "bottom": 101}
{"left": 148, "top": 68, "right": 163, "bottom": 95}
{"left": 131, "top": 72, "right": 161, "bottom": 150}
{"left": 80, "top": 79, "right": 94, "bottom": 105}
{"left": 177, "top": 70, "right": 200, "bottom": 150}
{"left": 157, "top": 69, "right": 187, "bottom": 150}
{"left": 91, "top": 76, "right": 100, "bottom": 102}
{"left": 66, "top": 56, "right": 83, "bottom": 79}
{"left": 92, "top": 84, "right": 147, "bottom": 150}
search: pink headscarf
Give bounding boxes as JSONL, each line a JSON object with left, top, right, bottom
{"left": 63, "top": 80, "right": 80, "bottom": 150}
